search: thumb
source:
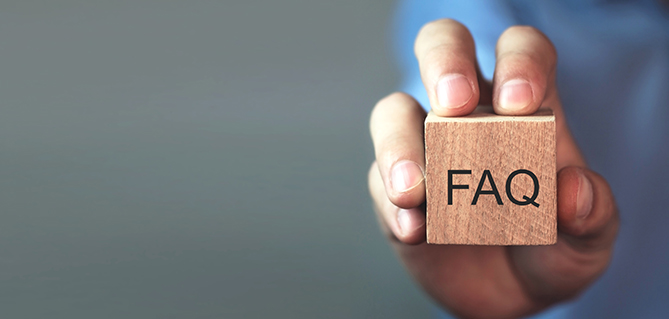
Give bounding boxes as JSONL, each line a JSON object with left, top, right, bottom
{"left": 557, "top": 166, "right": 619, "bottom": 251}
{"left": 508, "top": 166, "right": 619, "bottom": 302}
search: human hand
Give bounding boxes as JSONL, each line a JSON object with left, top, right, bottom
{"left": 368, "top": 20, "right": 619, "bottom": 319}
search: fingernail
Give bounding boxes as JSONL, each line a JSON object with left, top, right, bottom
{"left": 436, "top": 73, "right": 473, "bottom": 109}
{"left": 499, "top": 79, "right": 533, "bottom": 111}
{"left": 397, "top": 209, "right": 424, "bottom": 236}
{"left": 390, "top": 160, "right": 424, "bottom": 193}
{"left": 576, "top": 171, "right": 593, "bottom": 219}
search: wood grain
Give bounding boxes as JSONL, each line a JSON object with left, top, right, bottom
{"left": 425, "top": 106, "right": 556, "bottom": 245}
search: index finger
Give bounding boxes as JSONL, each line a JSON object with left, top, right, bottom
{"left": 414, "top": 19, "right": 481, "bottom": 116}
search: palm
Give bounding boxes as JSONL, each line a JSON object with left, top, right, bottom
{"left": 396, "top": 234, "right": 611, "bottom": 318}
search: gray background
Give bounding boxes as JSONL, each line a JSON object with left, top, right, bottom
{"left": 0, "top": 1, "right": 434, "bottom": 318}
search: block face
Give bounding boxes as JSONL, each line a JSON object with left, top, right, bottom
{"left": 425, "top": 106, "right": 556, "bottom": 245}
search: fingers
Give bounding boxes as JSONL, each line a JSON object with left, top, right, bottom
{"left": 414, "top": 22, "right": 558, "bottom": 118}
{"left": 369, "top": 162, "right": 426, "bottom": 245}
{"left": 492, "top": 26, "right": 558, "bottom": 115}
{"left": 368, "top": 92, "right": 427, "bottom": 245}
{"left": 414, "top": 19, "right": 481, "bottom": 116}
{"left": 492, "top": 26, "right": 585, "bottom": 168}
{"left": 370, "top": 92, "right": 427, "bottom": 209}
{"left": 556, "top": 167, "right": 619, "bottom": 252}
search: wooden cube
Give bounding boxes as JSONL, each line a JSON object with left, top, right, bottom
{"left": 425, "top": 106, "right": 556, "bottom": 245}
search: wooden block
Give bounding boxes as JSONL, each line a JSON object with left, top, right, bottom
{"left": 425, "top": 106, "right": 556, "bottom": 245}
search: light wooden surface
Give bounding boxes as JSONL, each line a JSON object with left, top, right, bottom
{"left": 425, "top": 106, "right": 557, "bottom": 245}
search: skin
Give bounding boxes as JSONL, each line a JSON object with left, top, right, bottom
{"left": 368, "top": 20, "right": 619, "bottom": 319}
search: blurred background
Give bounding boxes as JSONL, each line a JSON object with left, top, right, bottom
{"left": 0, "top": 1, "right": 434, "bottom": 318}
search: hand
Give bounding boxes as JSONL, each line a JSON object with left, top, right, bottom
{"left": 368, "top": 20, "right": 619, "bottom": 319}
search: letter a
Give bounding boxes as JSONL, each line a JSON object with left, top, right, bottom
{"left": 471, "top": 170, "right": 503, "bottom": 205}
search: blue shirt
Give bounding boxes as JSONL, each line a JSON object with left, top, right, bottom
{"left": 392, "top": 1, "right": 669, "bottom": 317}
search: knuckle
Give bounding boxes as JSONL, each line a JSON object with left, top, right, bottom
{"left": 370, "top": 92, "right": 418, "bottom": 130}
{"left": 415, "top": 18, "right": 472, "bottom": 56}
{"left": 422, "top": 43, "right": 463, "bottom": 66}
{"left": 381, "top": 91, "right": 412, "bottom": 107}
{"left": 500, "top": 25, "right": 557, "bottom": 62}
{"left": 420, "top": 18, "right": 465, "bottom": 35}
{"left": 370, "top": 92, "right": 400, "bottom": 134}
{"left": 538, "top": 36, "right": 558, "bottom": 63}
{"left": 501, "top": 25, "right": 549, "bottom": 43}
{"left": 372, "top": 92, "right": 410, "bottom": 116}
{"left": 496, "top": 49, "right": 542, "bottom": 65}
{"left": 495, "top": 50, "right": 555, "bottom": 81}
{"left": 503, "top": 25, "right": 541, "bottom": 36}
{"left": 379, "top": 134, "right": 418, "bottom": 164}
{"left": 495, "top": 52, "right": 549, "bottom": 85}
